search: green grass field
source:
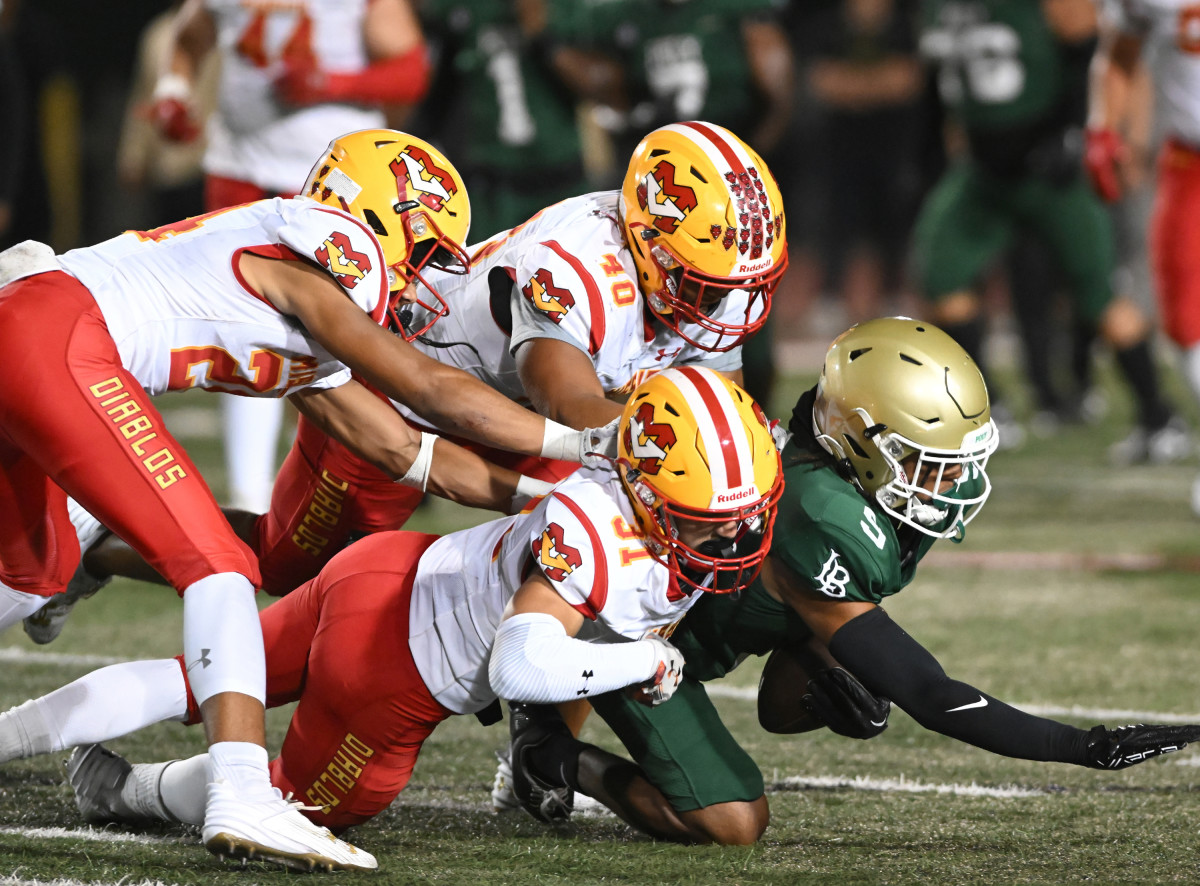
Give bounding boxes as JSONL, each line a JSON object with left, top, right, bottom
{"left": 3, "top": 359, "right": 1200, "bottom": 885}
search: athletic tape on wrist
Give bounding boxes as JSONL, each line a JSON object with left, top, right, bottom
{"left": 396, "top": 432, "right": 437, "bottom": 491}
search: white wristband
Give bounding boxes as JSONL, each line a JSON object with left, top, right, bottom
{"left": 512, "top": 474, "right": 554, "bottom": 513}
{"left": 152, "top": 72, "right": 193, "bottom": 101}
{"left": 395, "top": 432, "right": 437, "bottom": 491}
{"left": 541, "top": 420, "right": 586, "bottom": 463}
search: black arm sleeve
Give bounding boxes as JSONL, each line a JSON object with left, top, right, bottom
{"left": 828, "top": 607, "right": 1092, "bottom": 763}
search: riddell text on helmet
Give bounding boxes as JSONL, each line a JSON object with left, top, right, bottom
{"left": 712, "top": 486, "right": 758, "bottom": 506}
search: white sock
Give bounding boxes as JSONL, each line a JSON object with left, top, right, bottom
{"left": 1183, "top": 344, "right": 1200, "bottom": 409}
{"left": 0, "top": 699, "right": 55, "bottom": 763}
{"left": 182, "top": 573, "right": 265, "bottom": 706}
{"left": 23, "top": 660, "right": 188, "bottom": 753}
{"left": 221, "top": 394, "right": 285, "bottom": 512}
{"left": 208, "top": 741, "right": 273, "bottom": 799}
{"left": 0, "top": 583, "right": 53, "bottom": 634}
{"left": 124, "top": 754, "right": 208, "bottom": 824}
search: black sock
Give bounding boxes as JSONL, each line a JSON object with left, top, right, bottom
{"left": 1113, "top": 338, "right": 1172, "bottom": 430}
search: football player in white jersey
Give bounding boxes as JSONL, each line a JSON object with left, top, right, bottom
{"left": 207, "top": 119, "right": 788, "bottom": 596}
{"left": 153, "top": 0, "right": 433, "bottom": 515}
{"left": 1087, "top": 0, "right": 1200, "bottom": 510}
{"left": 0, "top": 369, "right": 782, "bottom": 863}
{"left": 0, "top": 128, "right": 605, "bottom": 872}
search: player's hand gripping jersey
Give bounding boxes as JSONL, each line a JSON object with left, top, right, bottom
{"left": 57, "top": 198, "right": 389, "bottom": 396}
{"left": 397, "top": 191, "right": 756, "bottom": 423}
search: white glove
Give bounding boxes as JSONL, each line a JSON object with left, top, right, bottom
{"left": 768, "top": 418, "right": 792, "bottom": 455}
{"left": 581, "top": 417, "right": 621, "bottom": 467}
{"left": 631, "top": 632, "right": 685, "bottom": 707}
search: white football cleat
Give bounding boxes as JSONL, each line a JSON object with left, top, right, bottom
{"left": 202, "top": 779, "right": 377, "bottom": 872}
{"left": 23, "top": 499, "right": 112, "bottom": 644}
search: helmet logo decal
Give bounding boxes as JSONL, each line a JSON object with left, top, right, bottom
{"left": 624, "top": 402, "right": 678, "bottom": 475}
{"left": 725, "top": 167, "right": 771, "bottom": 260}
{"left": 390, "top": 145, "right": 457, "bottom": 213}
{"left": 522, "top": 269, "right": 576, "bottom": 324}
{"left": 535, "top": 523, "right": 583, "bottom": 582}
{"left": 636, "top": 161, "right": 698, "bottom": 234}
{"left": 314, "top": 231, "right": 373, "bottom": 289}
{"left": 814, "top": 549, "right": 851, "bottom": 599}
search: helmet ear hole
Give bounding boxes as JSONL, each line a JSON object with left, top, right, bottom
{"left": 362, "top": 209, "right": 388, "bottom": 237}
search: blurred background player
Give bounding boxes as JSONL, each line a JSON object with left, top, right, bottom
{"left": 114, "top": 1, "right": 217, "bottom": 231}
{"left": 152, "top": 0, "right": 433, "bottom": 512}
{"left": 0, "top": 369, "right": 782, "bottom": 847}
{"left": 803, "top": 0, "right": 925, "bottom": 326}
{"left": 1087, "top": 0, "right": 1200, "bottom": 509}
{"left": 414, "top": 0, "right": 594, "bottom": 244}
{"left": 493, "top": 318, "right": 1200, "bottom": 844}
{"left": 913, "top": 0, "right": 1189, "bottom": 462}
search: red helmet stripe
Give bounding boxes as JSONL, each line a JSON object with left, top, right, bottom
{"left": 674, "top": 366, "right": 744, "bottom": 490}
{"left": 678, "top": 121, "right": 749, "bottom": 180}
{"left": 543, "top": 240, "right": 606, "bottom": 355}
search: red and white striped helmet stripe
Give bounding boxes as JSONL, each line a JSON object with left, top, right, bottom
{"left": 668, "top": 121, "right": 756, "bottom": 182}
{"left": 662, "top": 367, "right": 759, "bottom": 506}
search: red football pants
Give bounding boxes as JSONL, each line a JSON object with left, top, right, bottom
{"left": 0, "top": 272, "right": 258, "bottom": 594}
{"left": 252, "top": 412, "right": 576, "bottom": 595}
{"left": 1151, "top": 139, "right": 1200, "bottom": 348}
{"left": 181, "top": 531, "right": 450, "bottom": 831}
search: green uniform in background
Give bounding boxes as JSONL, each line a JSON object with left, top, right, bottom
{"left": 591, "top": 403, "right": 977, "bottom": 810}
{"left": 911, "top": 0, "right": 1114, "bottom": 322}
{"left": 417, "top": 0, "right": 591, "bottom": 240}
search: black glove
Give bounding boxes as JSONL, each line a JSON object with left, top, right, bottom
{"left": 1083, "top": 724, "right": 1200, "bottom": 770}
{"left": 801, "top": 667, "right": 892, "bottom": 740}
{"left": 508, "top": 702, "right": 577, "bottom": 822}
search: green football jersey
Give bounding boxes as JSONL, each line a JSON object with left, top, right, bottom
{"left": 674, "top": 452, "right": 976, "bottom": 681}
{"left": 918, "top": 0, "right": 1068, "bottom": 132}
{"left": 550, "top": 0, "right": 782, "bottom": 136}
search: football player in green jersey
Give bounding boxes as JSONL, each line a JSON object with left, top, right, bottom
{"left": 912, "top": 0, "right": 1188, "bottom": 463}
{"left": 503, "top": 317, "right": 1200, "bottom": 844}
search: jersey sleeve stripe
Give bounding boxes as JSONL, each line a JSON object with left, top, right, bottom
{"left": 542, "top": 239, "right": 605, "bottom": 355}
{"left": 552, "top": 491, "right": 609, "bottom": 618}
{"left": 309, "top": 205, "right": 391, "bottom": 324}
{"left": 233, "top": 244, "right": 304, "bottom": 308}
{"left": 671, "top": 367, "right": 748, "bottom": 491}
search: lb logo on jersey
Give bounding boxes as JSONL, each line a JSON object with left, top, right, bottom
{"left": 623, "top": 402, "right": 677, "bottom": 476}
{"left": 815, "top": 549, "right": 851, "bottom": 599}
{"left": 535, "top": 523, "right": 584, "bottom": 582}
{"left": 522, "top": 269, "right": 576, "bottom": 324}
{"left": 390, "top": 145, "right": 458, "bottom": 213}
{"left": 315, "top": 231, "right": 373, "bottom": 289}
{"left": 636, "top": 161, "right": 698, "bottom": 234}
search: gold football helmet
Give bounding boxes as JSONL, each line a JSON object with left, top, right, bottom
{"left": 620, "top": 121, "right": 788, "bottom": 353}
{"left": 617, "top": 366, "right": 782, "bottom": 590}
{"left": 813, "top": 317, "right": 999, "bottom": 540}
{"left": 302, "top": 129, "right": 471, "bottom": 339}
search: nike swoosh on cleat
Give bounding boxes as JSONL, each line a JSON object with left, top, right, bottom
{"left": 870, "top": 719, "right": 888, "bottom": 728}
{"left": 945, "top": 696, "right": 988, "bottom": 713}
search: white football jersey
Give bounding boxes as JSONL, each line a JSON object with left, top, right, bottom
{"left": 1105, "top": 0, "right": 1200, "bottom": 145}
{"left": 394, "top": 191, "right": 749, "bottom": 430}
{"left": 58, "top": 197, "right": 390, "bottom": 396}
{"left": 408, "top": 463, "right": 701, "bottom": 714}
{"left": 203, "top": 0, "right": 385, "bottom": 193}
